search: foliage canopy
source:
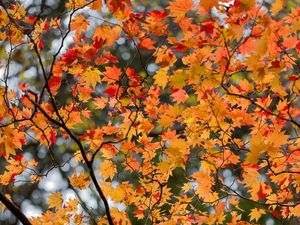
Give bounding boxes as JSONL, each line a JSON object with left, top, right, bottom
{"left": 0, "top": 0, "right": 300, "bottom": 224}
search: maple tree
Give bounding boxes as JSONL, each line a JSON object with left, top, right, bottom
{"left": 0, "top": 0, "right": 300, "bottom": 224}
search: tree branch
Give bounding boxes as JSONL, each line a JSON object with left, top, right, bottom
{"left": 0, "top": 192, "right": 32, "bottom": 225}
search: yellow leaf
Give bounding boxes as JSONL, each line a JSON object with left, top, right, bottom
{"left": 249, "top": 208, "right": 265, "bottom": 222}
{"left": 110, "top": 186, "right": 125, "bottom": 202}
{"left": 69, "top": 172, "right": 91, "bottom": 189}
{"left": 245, "top": 132, "right": 265, "bottom": 165}
{"left": 153, "top": 67, "right": 169, "bottom": 89}
{"left": 271, "top": 0, "right": 286, "bottom": 15}
{"left": 82, "top": 67, "right": 102, "bottom": 88}
{"left": 170, "top": 69, "right": 187, "bottom": 89}
{"left": 193, "top": 171, "right": 219, "bottom": 202}
{"left": 99, "top": 161, "right": 117, "bottom": 180}
{"left": 290, "top": 204, "right": 300, "bottom": 217}
{"left": 48, "top": 192, "right": 62, "bottom": 209}
{"left": 138, "top": 119, "right": 154, "bottom": 134}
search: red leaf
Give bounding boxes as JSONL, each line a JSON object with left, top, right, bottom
{"left": 62, "top": 48, "right": 77, "bottom": 63}
{"left": 288, "top": 76, "right": 298, "bottom": 81}
{"left": 270, "top": 210, "right": 281, "bottom": 219}
{"left": 103, "top": 51, "right": 118, "bottom": 63}
{"left": 14, "top": 153, "right": 23, "bottom": 162}
{"left": 147, "top": 10, "right": 167, "bottom": 18}
{"left": 10, "top": 173, "right": 18, "bottom": 182}
{"left": 43, "top": 22, "right": 50, "bottom": 31}
{"left": 19, "top": 83, "right": 28, "bottom": 90}
{"left": 38, "top": 39, "right": 44, "bottom": 49}
{"left": 201, "top": 22, "right": 214, "bottom": 35}
{"left": 104, "top": 85, "right": 119, "bottom": 97}
{"left": 50, "top": 131, "right": 57, "bottom": 144}
{"left": 48, "top": 76, "right": 61, "bottom": 94}
{"left": 93, "top": 37, "right": 103, "bottom": 49}
{"left": 258, "top": 184, "right": 266, "bottom": 200}
{"left": 172, "top": 43, "right": 188, "bottom": 52}
{"left": 296, "top": 41, "right": 300, "bottom": 51}
{"left": 271, "top": 60, "right": 280, "bottom": 68}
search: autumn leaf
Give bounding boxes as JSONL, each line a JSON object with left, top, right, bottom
{"left": 48, "top": 76, "right": 61, "bottom": 95}
{"left": 110, "top": 186, "right": 126, "bottom": 202}
{"left": 153, "top": 67, "right": 169, "bottom": 89}
{"left": 82, "top": 66, "right": 102, "bottom": 88}
{"left": 199, "top": 0, "right": 219, "bottom": 14}
{"left": 257, "top": 184, "right": 267, "bottom": 200}
{"left": 71, "top": 15, "right": 89, "bottom": 34}
{"left": 270, "top": 0, "right": 286, "bottom": 15}
{"left": 1, "top": 1, "right": 300, "bottom": 224}
{"left": 139, "top": 36, "right": 155, "bottom": 50}
{"left": 168, "top": 0, "right": 194, "bottom": 21}
{"left": 171, "top": 89, "right": 188, "bottom": 103}
{"left": 101, "top": 144, "right": 118, "bottom": 159}
{"left": 69, "top": 172, "right": 91, "bottom": 189}
{"left": 89, "top": 0, "right": 102, "bottom": 10}
{"left": 48, "top": 192, "right": 63, "bottom": 209}
{"left": 104, "top": 84, "right": 119, "bottom": 97}
{"left": 93, "top": 96, "right": 108, "bottom": 109}
{"left": 99, "top": 161, "right": 117, "bottom": 180}
{"left": 249, "top": 208, "right": 265, "bottom": 222}
{"left": 103, "top": 65, "right": 122, "bottom": 83}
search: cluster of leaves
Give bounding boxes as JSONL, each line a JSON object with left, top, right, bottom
{"left": 0, "top": 0, "right": 300, "bottom": 224}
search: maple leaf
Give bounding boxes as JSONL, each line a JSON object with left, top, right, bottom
{"left": 1, "top": 1, "right": 300, "bottom": 224}
{"left": 71, "top": 15, "right": 89, "bottom": 34}
{"left": 66, "top": 0, "right": 88, "bottom": 9}
{"left": 199, "top": 0, "right": 219, "bottom": 14}
{"left": 154, "top": 67, "right": 169, "bottom": 89}
{"left": 126, "top": 67, "right": 142, "bottom": 85}
{"left": 171, "top": 89, "right": 188, "bottom": 103}
{"left": 101, "top": 144, "right": 118, "bottom": 159}
{"left": 102, "top": 65, "right": 122, "bottom": 83}
{"left": 249, "top": 208, "right": 265, "bottom": 222}
{"left": 168, "top": 0, "right": 194, "bottom": 21}
{"left": 134, "top": 209, "right": 145, "bottom": 220}
{"left": 48, "top": 76, "right": 61, "bottom": 95}
{"left": 110, "top": 186, "right": 126, "bottom": 202}
{"left": 257, "top": 184, "right": 266, "bottom": 200}
{"left": 139, "top": 36, "right": 155, "bottom": 50}
{"left": 69, "top": 172, "right": 91, "bottom": 189}
{"left": 93, "top": 25, "right": 122, "bottom": 47}
{"left": 82, "top": 67, "right": 102, "bottom": 88}
{"left": 290, "top": 204, "right": 300, "bottom": 217}
{"left": 89, "top": 0, "right": 102, "bottom": 10}
{"left": 99, "top": 161, "right": 117, "bottom": 180}
{"left": 271, "top": 0, "right": 286, "bottom": 15}
{"left": 48, "top": 192, "right": 63, "bottom": 209}
{"left": 93, "top": 96, "right": 108, "bottom": 109}
{"left": 104, "top": 85, "right": 119, "bottom": 97}
{"left": 62, "top": 48, "right": 77, "bottom": 63}
{"left": 77, "top": 86, "right": 94, "bottom": 102}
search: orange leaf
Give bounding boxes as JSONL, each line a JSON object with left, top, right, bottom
{"left": 171, "top": 89, "right": 188, "bottom": 103}
{"left": 103, "top": 65, "right": 122, "bottom": 83}
{"left": 168, "top": 0, "right": 194, "bottom": 21}
{"left": 69, "top": 172, "right": 91, "bottom": 189}
{"left": 71, "top": 15, "right": 89, "bottom": 34}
